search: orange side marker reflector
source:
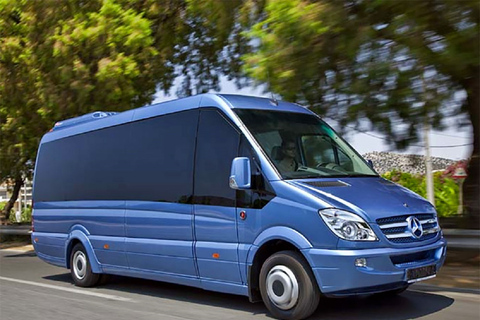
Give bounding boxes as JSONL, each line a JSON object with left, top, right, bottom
{"left": 103, "top": 244, "right": 110, "bottom": 249}
{"left": 34, "top": 238, "right": 38, "bottom": 243}
{"left": 212, "top": 253, "right": 220, "bottom": 259}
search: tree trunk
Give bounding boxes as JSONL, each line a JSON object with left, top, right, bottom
{"left": 463, "top": 75, "right": 480, "bottom": 229}
{"left": 2, "top": 177, "right": 23, "bottom": 224}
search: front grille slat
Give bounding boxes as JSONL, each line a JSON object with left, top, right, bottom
{"left": 379, "top": 221, "right": 408, "bottom": 229}
{"left": 382, "top": 227, "right": 406, "bottom": 234}
{"left": 389, "top": 233, "right": 438, "bottom": 243}
{"left": 376, "top": 214, "right": 439, "bottom": 243}
{"left": 377, "top": 214, "right": 433, "bottom": 225}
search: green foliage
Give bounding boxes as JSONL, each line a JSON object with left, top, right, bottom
{"left": 383, "top": 170, "right": 459, "bottom": 217}
{"left": 0, "top": 0, "right": 249, "bottom": 192}
{"left": 0, "top": 1, "right": 253, "bottom": 220}
{"left": 1, "top": 0, "right": 478, "bottom": 218}
{"left": 0, "top": 200, "right": 31, "bottom": 223}
{"left": 241, "top": 0, "right": 478, "bottom": 147}
{"left": 7, "top": 205, "right": 31, "bottom": 223}
{"left": 21, "top": 205, "right": 31, "bottom": 223}
{"left": 0, "top": 0, "right": 162, "bottom": 186}
{"left": 240, "top": 0, "right": 479, "bottom": 217}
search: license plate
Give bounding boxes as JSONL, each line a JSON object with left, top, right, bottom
{"left": 407, "top": 264, "right": 436, "bottom": 282}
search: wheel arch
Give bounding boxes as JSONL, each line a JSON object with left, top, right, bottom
{"left": 246, "top": 227, "right": 313, "bottom": 302}
{"left": 65, "top": 227, "right": 101, "bottom": 273}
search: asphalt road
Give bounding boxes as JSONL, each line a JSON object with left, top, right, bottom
{"left": 0, "top": 249, "right": 479, "bottom": 320}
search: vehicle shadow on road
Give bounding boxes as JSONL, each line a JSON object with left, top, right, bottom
{"left": 44, "top": 273, "right": 454, "bottom": 319}
{"left": 44, "top": 273, "right": 269, "bottom": 316}
{"left": 309, "top": 291, "right": 454, "bottom": 320}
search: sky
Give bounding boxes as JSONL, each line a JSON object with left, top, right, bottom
{"left": 153, "top": 77, "right": 473, "bottom": 161}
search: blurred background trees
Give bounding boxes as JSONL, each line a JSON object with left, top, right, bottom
{"left": 1, "top": 0, "right": 165, "bottom": 217}
{"left": 1, "top": 0, "right": 478, "bottom": 224}
{"left": 240, "top": 0, "right": 479, "bottom": 225}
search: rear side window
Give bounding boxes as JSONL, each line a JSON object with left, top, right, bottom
{"left": 193, "top": 109, "right": 240, "bottom": 207}
{"left": 34, "top": 109, "right": 198, "bottom": 203}
{"left": 128, "top": 110, "right": 198, "bottom": 203}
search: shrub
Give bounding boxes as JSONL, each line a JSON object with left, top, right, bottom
{"left": 5, "top": 204, "right": 32, "bottom": 224}
{"left": 382, "top": 170, "right": 459, "bottom": 217}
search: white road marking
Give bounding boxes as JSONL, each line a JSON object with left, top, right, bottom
{"left": 0, "top": 276, "right": 133, "bottom": 302}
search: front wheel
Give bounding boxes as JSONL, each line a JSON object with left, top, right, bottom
{"left": 70, "top": 243, "right": 100, "bottom": 287}
{"left": 259, "top": 251, "right": 320, "bottom": 320}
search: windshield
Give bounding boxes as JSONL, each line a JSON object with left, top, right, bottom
{"left": 234, "top": 109, "right": 378, "bottom": 179}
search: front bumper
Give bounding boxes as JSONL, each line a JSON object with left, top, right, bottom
{"left": 302, "top": 238, "right": 447, "bottom": 296}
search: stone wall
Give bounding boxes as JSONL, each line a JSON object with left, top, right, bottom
{"left": 362, "top": 151, "right": 458, "bottom": 175}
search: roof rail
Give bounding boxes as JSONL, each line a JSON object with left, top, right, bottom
{"left": 50, "top": 111, "right": 118, "bottom": 132}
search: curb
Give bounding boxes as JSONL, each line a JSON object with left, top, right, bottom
{"left": 0, "top": 244, "right": 34, "bottom": 252}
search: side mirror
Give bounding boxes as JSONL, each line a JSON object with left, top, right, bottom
{"left": 367, "top": 159, "right": 374, "bottom": 169}
{"left": 229, "top": 157, "right": 251, "bottom": 190}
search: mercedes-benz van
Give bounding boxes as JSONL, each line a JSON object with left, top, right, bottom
{"left": 32, "top": 94, "right": 446, "bottom": 320}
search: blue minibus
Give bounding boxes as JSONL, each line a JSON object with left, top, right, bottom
{"left": 32, "top": 94, "right": 446, "bottom": 320}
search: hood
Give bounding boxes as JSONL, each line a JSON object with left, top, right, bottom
{"left": 289, "top": 177, "right": 436, "bottom": 222}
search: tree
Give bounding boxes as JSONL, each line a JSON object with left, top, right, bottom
{"left": 241, "top": 0, "right": 479, "bottom": 224}
{"left": 0, "top": 0, "right": 178, "bottom": 221}
{"left": 0, "top": 0, "right": 249, "bottom": 221}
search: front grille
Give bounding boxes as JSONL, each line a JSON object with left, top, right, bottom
{"left": 376, "top": 214, "right": 440, "bottom": 243}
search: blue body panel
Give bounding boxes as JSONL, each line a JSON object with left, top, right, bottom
{"left": 304, "top": 239, "right": 446, "bottom": 295}
{"left": 32, "top": 93, "right": 446, "bottom": 299}
{"left": 125, "top": 201, "right": 196, "bottom": 276}
{"left": 290, "top": 177, "right": 436, "bottom": 223}
{"left": 194, "top": 205, "right": 242, "bottom": 284}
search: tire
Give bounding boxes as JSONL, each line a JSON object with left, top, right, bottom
{"left": 259, "top": 251, "right": 320, "bottom": 320}
{"left": 70, "top": 243, "right": 100, "bottom": 287}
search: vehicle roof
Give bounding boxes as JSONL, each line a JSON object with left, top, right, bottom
{"left": 41, "top": 93, "right": 312, "bottom": 144}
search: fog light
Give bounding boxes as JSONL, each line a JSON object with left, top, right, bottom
{"left": 355, "top": 258, "right": 367, "bottom": 267}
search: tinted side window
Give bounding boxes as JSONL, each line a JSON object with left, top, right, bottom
{"left": 34, "top": 109, "right": 198, "bottom": 202}
{"left": 194, "top": 109, "right": 240, "bottom": 207}
{"left": 34, "top": 124, "right": 130, "bottom": 201}
{"left": 129, "top": 110, "right": 198, "bottom": 202}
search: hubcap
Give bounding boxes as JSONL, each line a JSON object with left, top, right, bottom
{"left": 266, "top": 265, "right": 299, "bottom": 310}
{"left": 73, "top": 251, "right": 87, "bottom": 280}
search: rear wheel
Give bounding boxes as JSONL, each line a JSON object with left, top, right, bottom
{"left": 70, "top": 243, "right": 100, "bottom": 287}
{"left": 259, "top": 251, "right": 320, "bottom": 320}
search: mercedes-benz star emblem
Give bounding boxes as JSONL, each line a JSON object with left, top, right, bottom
{"left": 406, "top": 216, "right": 423, "bottom": 239}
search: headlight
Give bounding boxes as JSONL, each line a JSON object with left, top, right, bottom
{"left": 319, "top": 208, "right": 378, "bottom": 241}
